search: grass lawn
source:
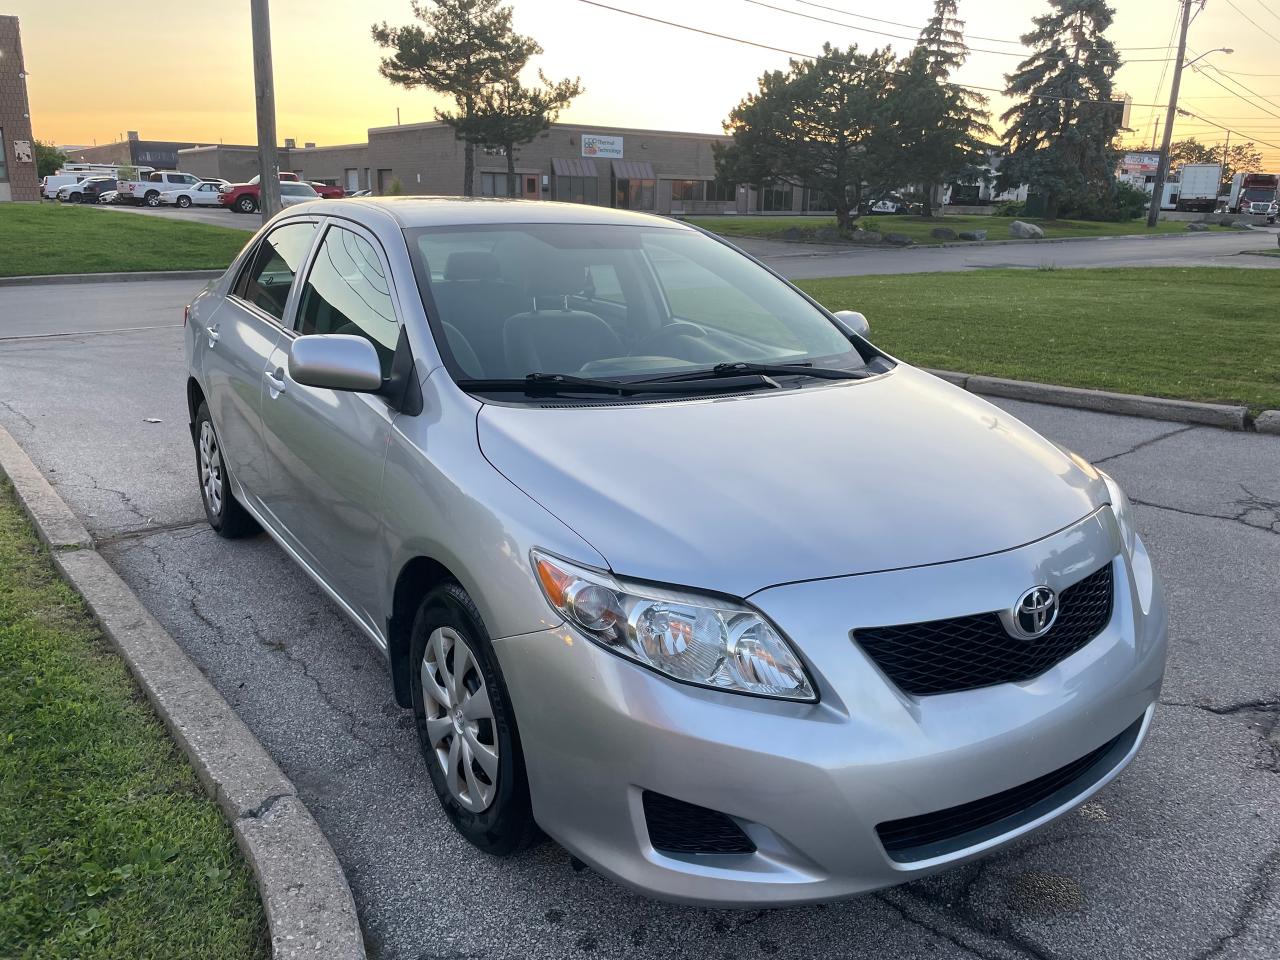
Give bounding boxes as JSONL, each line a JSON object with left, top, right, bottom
{"left": 795, "top": 267, "right": 1280, "bottom": 412}
{"left": 687, "top": 213, "right": 1229, "bottom": 244}
{"left": 0, "top": 203, "right": 248, "bottom": 277}
{"left": 0, "top": 481, "right": 268, "bottom": 959}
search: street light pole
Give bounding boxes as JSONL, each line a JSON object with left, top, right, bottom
{"left": 1146, "top": 0, "right": 1193, "bottom": 228}
{"left": 250, "top": 0, "right": 282, "bottom": 224}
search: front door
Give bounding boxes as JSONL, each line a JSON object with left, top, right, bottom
{"left": 257, "top": 221, "right": 405, "bottom": 631}
{"left": 523, "top": 175, "right": 539, "bottom": 200}
{"left": 200, "top": 220, "right": 317, "bottom": 502}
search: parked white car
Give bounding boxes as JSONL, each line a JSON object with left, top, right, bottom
{"left": 117, "top": 170, "right": 203, "bottom": 207}
{"left": 162, "top": 181, "right": 229, "bottom": 208}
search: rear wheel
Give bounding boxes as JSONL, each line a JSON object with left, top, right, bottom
{"left": 176, "top": 195, "right": 192, "bottom": 209}
{"left": 144, "top": 191, "right": 162, "bottom": 207}
{"left": 409, "top": 583, "right": 538, "bottom": 855}
{"left": 194, "top": 403, "right": 259, "bottom": 539}
{"left": 236, "top": 195, "right": 257, "bottom": 214}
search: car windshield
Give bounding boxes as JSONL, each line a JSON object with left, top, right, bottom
{"left": 404, "top": 222, "right": 864, "bottom": 385}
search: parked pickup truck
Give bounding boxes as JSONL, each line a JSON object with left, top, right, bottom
{"left": 218, "top": 179, "right": 320, "bottom": 213}
{"left": 117, "top": 170, "right": 204, "bottom": 207}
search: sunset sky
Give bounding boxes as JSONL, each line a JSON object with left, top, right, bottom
{"left": 10, "top": 0, "right": 1280, "bottom": 164}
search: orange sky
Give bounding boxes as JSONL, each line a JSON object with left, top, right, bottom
{"left": 10, "top": 0, "right": 1280, "bottom": 164}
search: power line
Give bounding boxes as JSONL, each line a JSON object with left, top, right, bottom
{"left": 1221, "top": 0, "right": 1280, "bottom": 45}
{"left": 1177, "top": 109, "right": 1280, "bottom": 150}
{"left": 736, "top": 0, "right": 1177, "bottom": 61}
{"left": 573, "top": 0, "right": 1175, "bottom": 107}
{"left": 1188, "top": 61, "right": 1280, "bottom": 122}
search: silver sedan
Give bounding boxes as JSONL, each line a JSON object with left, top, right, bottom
{"left": 182, "top": 197, "right": 1167, "bottom": 906}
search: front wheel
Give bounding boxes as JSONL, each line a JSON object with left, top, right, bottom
{"left": 409, "top": 583, "right": 538, "bottom": 855}
{"left": 194, "top": 403, "right": 259, "bottom": 539}
{"left": 235, "top": 196, "right": 257, "bottom": 214}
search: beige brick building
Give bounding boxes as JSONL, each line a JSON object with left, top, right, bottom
{"left": 0, "top": 16, "right": 39, "bottom": 202}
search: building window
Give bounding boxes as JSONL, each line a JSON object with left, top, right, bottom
{"left": 668, "top": 180, "right": 705, "bottom": 203}
{"left": 554, "top": 176, "right": 599, "bottom": 205}
{"left": 481, "top": 172, "right": 516, "bottom": 196}
{"left": 614, "top": 177, "right": 655, "bottom": 210}
{"left": 760, "top": 183, "right": 793, "bottom": 212}
{"left": 0, "top": 127, "right": 7, "bottom": 183}
{"left": 804, "top": 187, "right": 838, "bottom": 212}
{"left": 708, "top": 181, "right": 737, "bottom": 203}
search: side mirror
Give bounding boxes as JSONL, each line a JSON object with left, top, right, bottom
{"left": 288, "top": 334, "right": 383, "bottom": 393}
{"left": 832, "top": 309, "right": 870, "bottom": 339}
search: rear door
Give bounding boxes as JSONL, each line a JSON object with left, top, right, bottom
{"left": 200, "top": 220, "right": 318, "bottom": 505}
{"left": 257, "top": 220, "right": 406, "bottom": 629}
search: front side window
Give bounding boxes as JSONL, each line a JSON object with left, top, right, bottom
{"left": 232, "top": 221, "right": 316, "bottom": 321}
{"left": 405, "top": 223, "right": 861, "bottom": 387}
{"left": 297, "top": 227, "right": 398, "bottom": 376}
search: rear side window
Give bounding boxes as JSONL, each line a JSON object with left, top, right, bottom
{"left": 297, "top": 226, "right": 399, "bottom": 376}
{"left": 232, "top": 222, "right": 316, "bottom": 322}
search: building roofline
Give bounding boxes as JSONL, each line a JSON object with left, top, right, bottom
{"left": 366, "top": 119, "right": 729, "bottom": 142}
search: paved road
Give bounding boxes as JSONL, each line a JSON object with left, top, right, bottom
{"left": 77, "top": 200, "right": 1280, "bottom": 277}
{"left": 2, "top": 279, "right": 1278, "bottom": 960}
{"left": 737, "top": 227, "right": 1280, "bottom": 278}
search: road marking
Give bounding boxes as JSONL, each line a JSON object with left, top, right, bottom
{"left": 0, "top": 323, "right": 179, "bottom": 343}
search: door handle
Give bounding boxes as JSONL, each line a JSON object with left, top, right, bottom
{"left": 206, "top": 323, "right": 220, "bottom": 347}
{"left": 265, "top": 368, "right": 287, "bottom": 396}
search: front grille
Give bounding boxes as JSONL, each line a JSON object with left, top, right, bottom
{"left": 854, "top": 562, "right": 1114, "bottom": 696}
{"left": 876, "top": 714, "right": 1143, "bottom": 861}
{"left": 642, "top": 790, "right": 756, "bottom": 855}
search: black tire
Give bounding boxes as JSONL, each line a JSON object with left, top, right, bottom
{"left": 193, "top": 402, "right": 259, "bottom": 539}
{"left": 69, "top": 192, "right": 82, "bottom": 204}
{"left": 144, "top": 191, "right": 161, "bottom": 207}
{"left": 236, "top": 195, "right": 258, "bottom": 214}
{"left": 177, "top": 195, "right": 192, "bottom": 208}
{"left": 409, "top": 582, "right": 538, "bottom": 856}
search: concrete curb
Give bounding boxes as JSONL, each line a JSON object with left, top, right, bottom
{"left": 0, "top": 423, "right": 365, "bottom": 960}
{"left": 0, "top": 269, "right": 224, "bottom": 287}
{"left": 1255, "top": 411, "right": 1280, "bottom": 435}
{"left": 925, "top": 369, "right": 1250, "bottom": 431}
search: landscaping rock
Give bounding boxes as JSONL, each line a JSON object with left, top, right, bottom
{"left": 1186, "top": 222, "right": 1210, "bottom": 231}
{"left": 930, "top": 227, "right": 958, "bottom": 240}
{"left": 779, "top": 227, "right": 803, "bottom": 241}
{"left": 1232, "top": 222, "right": 1253, "bottom": 230}
{"left": 813, "top": 227, "right": 842, "bottom": 242}
{"left": 1009, "top": 220, "right": 1045, "bottom": 239}
{"left": 850, "top": 231, "right": 882, "bottom": 244}
{"left": 884, "top": 232, "right": 915, "bottom": 246}
{"left": 958, "top": 230, "right": 987, "bottom": 241}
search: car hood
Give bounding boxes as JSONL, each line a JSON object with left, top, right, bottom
{"left": 477, "top": 366, "right": 1106, "bottom": 598}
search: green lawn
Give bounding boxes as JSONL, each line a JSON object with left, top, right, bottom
{"left": 795, "top": 267, "right": 1280, "bottom": 412}
{"left": 688, "top": 214, "right": 1229, "bottom": 244}
{"left": 0, "top": 481, "right": 268, "bottom": 959}
{"left": 0, "top": 204, "right": 248, "bottom": 277}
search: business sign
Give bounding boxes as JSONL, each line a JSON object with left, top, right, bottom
{"left": 12, "top": 140, "right": 33, "bottom": 163}
{"left": 581, "top": 134, "right": 623, "bottom": 159}
{"left": 1121, "top": 152, "right": 1159, "bottom": 173}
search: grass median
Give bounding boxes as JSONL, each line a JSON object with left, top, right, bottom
{"left": 688, "top": 213, "right": 1229, "bottom": 244}
{"left": 0, "top": 203, "right": 248, "bottom": 277}
{"left": 0, "top": 480, "right": 268, "bottom": 959}
{"left": 795, "top": 267, "right": 1280, "bottom": 412}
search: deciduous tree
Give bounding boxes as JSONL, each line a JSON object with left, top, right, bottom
{"left": 34, "top": 140, "right": 67, "bottom": 179}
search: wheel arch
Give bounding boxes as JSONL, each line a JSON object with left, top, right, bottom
{"left": 388, "top": 556, "right": 462, "bottom": 707}
{"left": 186, "top": 377, "right": 206, "bottom": 440}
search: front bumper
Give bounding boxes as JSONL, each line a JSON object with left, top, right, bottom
{"left": 493, "top": 508, "right": 1168, "bottom": 906}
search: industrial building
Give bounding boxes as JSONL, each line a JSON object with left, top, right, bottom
{"left": 66, "top": 132, "right": 206, "bottom": 172}
{"left": 0, "top": 16, "right": 39, "bottom": 202}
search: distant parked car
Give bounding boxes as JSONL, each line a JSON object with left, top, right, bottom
{"left": 97, "top": 190, "right": 120, "bottom": 205}
{"left": 162, "top": 181, "right": 229, "bottom": 208}
{"left": 246, "top": 172, "right": 344, "bottom": 199}
{"left": 218, "top": 179, "right": 320, "bottom": 213}
{"left": 42, "top": 174, "right": 85, "bottom": 199}
{"left": 61, "top": 176, "right": 117, "bottom": 204}
{"left": 117, "top": 170, "right": 204, "bottom": 207}
{"left": 347, "top": 189, "right": 372, "bottom": 198}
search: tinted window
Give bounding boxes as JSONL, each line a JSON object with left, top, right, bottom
{"left": 233, "top": 221, "right": 316, "bottom": 322}
{"left": 281, "top": 183, "right": 318, "bottom": 197}
{"left": 297, "top": 227, "right": 398, "bottom": 376}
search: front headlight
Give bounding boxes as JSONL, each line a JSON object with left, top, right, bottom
{"left": 1101, "top": 472, "right": 1137, "bottom": 555}
{"left": 532, "top": 550, "right": 816, "bottom": 701}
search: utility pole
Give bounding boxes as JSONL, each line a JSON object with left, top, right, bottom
{"left": 251, "top": 0, "right": 282, "bottom": 223}
{"left": 1147, "top": 0, "right": 1193, "bottom": 227}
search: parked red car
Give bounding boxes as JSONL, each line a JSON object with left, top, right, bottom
{"left": 218, "top": 174, "right": 341, "bottom": 213}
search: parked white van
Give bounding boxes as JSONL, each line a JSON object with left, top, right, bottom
{"left": 40, "top": 174, "right": 85, "bottom": 200}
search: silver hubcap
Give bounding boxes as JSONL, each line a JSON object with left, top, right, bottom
{"left": 420, "top": 627, "right": 499, "bottom": 812}
{"left": 198, "top": 421, "right": 223, "bottom": 517}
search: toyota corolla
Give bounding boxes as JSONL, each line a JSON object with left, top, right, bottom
{"left": 182, "top": 197, "right": 1167, "bottom": 906}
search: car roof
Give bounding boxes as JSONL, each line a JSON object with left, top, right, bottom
{"left": 284, "top": 196, "right": 694, "bottom": 231}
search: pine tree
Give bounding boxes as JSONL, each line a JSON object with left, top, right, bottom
{"left": 372, "top": 1, "right": 537, "bottom": 195}
{"left": 894, "top": 0, "right": 993, "bottom": 216}
{"left": 998, "top": 0, "right": 1124, "bottom": 218}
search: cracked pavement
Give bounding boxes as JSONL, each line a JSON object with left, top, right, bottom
{"left": 2, "top": 279, "right": 1277, "bottom": 960}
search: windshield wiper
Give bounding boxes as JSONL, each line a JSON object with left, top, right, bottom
{"left": 641, "top": 361, "right": 869, "bottom": 384}
{"left": 456, "top": 371, "right": 781, "bottom": 396}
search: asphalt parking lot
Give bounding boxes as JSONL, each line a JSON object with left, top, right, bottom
{"left": 2, "top": 278, "right": 1278, "bottom": 960}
